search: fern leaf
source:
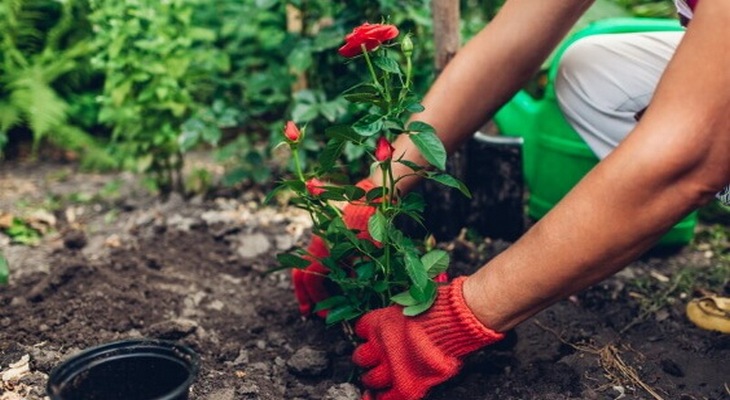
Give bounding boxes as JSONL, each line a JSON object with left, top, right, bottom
{"left": 9, "top": 65, "right": 69, "bottom": 138}
{"left": 0, "top": 100, "right": 20, "bottom": 133}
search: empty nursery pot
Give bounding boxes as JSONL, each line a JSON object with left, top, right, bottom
{"left": 47, "top": 339, "right": 199, "bottom": 400}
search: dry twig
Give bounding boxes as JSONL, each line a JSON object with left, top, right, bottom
{"left": 533, "top": 320, "right": 666, "bottom": 400}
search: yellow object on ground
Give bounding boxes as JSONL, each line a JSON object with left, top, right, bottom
{"left": 686, "top": 296, "right": 730, "bottom": 334}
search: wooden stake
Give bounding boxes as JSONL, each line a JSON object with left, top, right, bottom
{"left": 431, "top": 0, "right": 460, "bottom": 74}
{"left": 286, "top": 4, "right": 308, "bottom": 92}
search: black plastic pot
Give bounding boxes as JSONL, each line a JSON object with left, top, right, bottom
{"left": 47, "top": 339, "right": 199, "bottom": 400}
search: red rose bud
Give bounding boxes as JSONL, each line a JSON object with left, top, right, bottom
{"left": 305, "top": 178, "right": 326, "bottom": 196}
{"left": 338, "top": 23, "right": 399, "bottom": 58}
{"left": 284, "top": 121, "right": 302, "bottom": 143}
{"left": 374, "top": 136, "right": 394, "bottom": 161}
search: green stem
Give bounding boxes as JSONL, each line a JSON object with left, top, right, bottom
{"left": 292, "top": 146, "right": 305, "bottom": 182}
{"left": 380, "top": 161, "right": 393, "bottom": 285}
{"left": 405, "top": 54, "right": 412, "bottom": 91}
{"left": 361, "top": 44, "right": 384, "bottom": 96}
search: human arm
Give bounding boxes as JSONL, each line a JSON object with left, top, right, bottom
{"left": 463, "top": 0, "right": 730, "bottom": 332}
{"left": 377, "top": 0, "right": 595, "bottom": 192}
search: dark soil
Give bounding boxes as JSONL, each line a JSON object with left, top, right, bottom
{"left": 1, "top": 161, "right": 728, "bottom": 400}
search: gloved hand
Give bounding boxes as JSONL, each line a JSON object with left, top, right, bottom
{"left": 293, "top": 178, "right": 377, "bottom": 317}
{"left": 353, "top": 276, "right": 504, "bottom": 400}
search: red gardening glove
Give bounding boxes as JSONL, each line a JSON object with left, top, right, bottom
{"left": 353, "top": 276, "right": 504, "bottom": 400}
{"left": 292, "top": 178, "right": 377, "bottom": 317}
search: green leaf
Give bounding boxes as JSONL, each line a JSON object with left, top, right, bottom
{"left": 0, "top": 101, "right": 20, "bottom": 133}
{"left": 391, "top": 290, "right": 419, "bottom": 306}
{"left": 330, "top": 242, "right": 355, "bottom": 260}
{"left": 366, "top": 187, "right": 386, "bottom": 202}
{"left": 428, "top": 173, "right": 472, "bottom": 198}
{"left": 405, "top": 102, "right": 425, "bottom": 113}
{"left": 400, "top": 192, "right": 425, "bottom": 213}
{"left": 409, "top": 280, "right": 437, "bottom": 302}
{"left": 356, "top": 262, "right": 375, "bottom": 280}
{"left": 313, "top": 295, "right": 347, "bottom": 313}
{"left": 325, "top": 304, "right": 362, "bottom": 325}
{"left": 319, "top": 100, "right": 347, "bottom": 122}
{"left": 343, "top": 84, "right": 381, "bottom": 104}
{"left": 276, "top": 253, "right": 311, "bottom": 269}
{"left": 407, "top": 121, "right": 435, "bottom": 134}
{"left": 325, "top": 125, "right": 363, "bottom": 143}
{"left": 373, "top": 56, "right": 401, "bottom": 74}
{"left": 408, "top": 127, "right": 446, "bottom": 170}
{"left": 318, "top": 186, "right": 348, "bottom": 202}
{"left": 403, "top": 295, "right": 437, "bottom": 317}
{"left": 318, "top": 140, "right": 346, "bottom": 172}
{"left": 402, "top": 281, "right": 437, "bottom": 316}
{"left": 421, "top": 250, "right": 450, "bottom": 276}
{"left": 291, "top": 102, "right": 319, "bottom": 123}
{"left": 353, "top": 115, "right": 383, "bottom": 137}
{"left": 0, "top": 252, "right": 8, "bottom": 285}
{"left": 288, "top": 45, "right": 313, "bottom": 73}
{"left": 263, "top": 184, "right": 285, "bottom": 205}
{"left": 368, "top": 211, "right": 387, "bottom": 242}
{"left": 404, "top": 251, "right": 428, "bottom": 289}
{"left": 343, "top": 185, "right": 366, "bottom": 201}
{"left": 397, "top": 159, "right": 424, "bottom": 172}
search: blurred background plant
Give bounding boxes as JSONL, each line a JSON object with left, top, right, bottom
{"left": 0, "top": 0, "right": 112, "bottom": 168}
{"left": 0, "top": 0, "right": 680, "bottom": 194}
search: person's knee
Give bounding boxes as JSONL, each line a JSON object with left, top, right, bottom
{"left": 554, "top": 36, "right": 607, "bottom": 110}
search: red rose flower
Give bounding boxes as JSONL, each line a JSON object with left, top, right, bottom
{"left": 284, "top": 121, "right": 301, "bottom": 143}
{"left": 374, "top": 136, "right": 394, "bottom": 162}
{"left": 305, "top": 178, "right": 326, "bottom": 196}
{"left": 338, "top": 23, "right": 399, "bottom": 58}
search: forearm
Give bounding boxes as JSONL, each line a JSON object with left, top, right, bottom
{"left": 465, "top": 0, "right": 730, "bottom": 332}
{"left": 374, "top": 0, "right": 594, "bottom": 191}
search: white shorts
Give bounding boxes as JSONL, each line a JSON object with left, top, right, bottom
{"left": 554, "top": 31, "right": 729, "bottom": 205}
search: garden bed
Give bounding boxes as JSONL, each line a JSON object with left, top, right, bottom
{"left": 1, "top": 160, "right": 728, "bottom": 400}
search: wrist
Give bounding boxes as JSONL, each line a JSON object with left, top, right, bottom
{"left": 424, "top": 277, "right": 504, "bottom": 358}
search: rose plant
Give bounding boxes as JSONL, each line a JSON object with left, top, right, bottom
{"left": 271, "top": 22, "right": 470, "bottom": 325}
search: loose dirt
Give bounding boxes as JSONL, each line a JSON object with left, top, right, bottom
{"left": 1, "top": 161, "right": 728, "bottom": 400}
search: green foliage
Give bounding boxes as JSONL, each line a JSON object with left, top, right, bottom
{"left": 612, "top": 0, "right": 676, "bottom": 18}
{"left": 0, "top": 0, "right": 111, "bottom": 167}
{"left": 2, "top": 216, "right": 42, "bottom": 245}
{"left": 89, "top": 0, "right": 226, "bottom": 193}
{"left": 0, "top": 250, "right": 7, "bottom": 285}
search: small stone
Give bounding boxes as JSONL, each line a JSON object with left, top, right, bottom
{"left": 205, "top": 388, "right": 236, "bottom": 400}
{"left": 147, "top": 318, "right": 198, "bottom": 340}
{"left": 206, "top": 299, "right": 225, "bottom": 311}
{"left": 286, "top": 347, "right": 329, "bottom": 378}
{"left": 323, "top": 383, "right": 361, "bottom": 400}
{"left": 238, "top": 381, "right": 260, "bottom": 395}
{"left": 660, "top": 358, "right": 684, "bottom": 377}
{"left": 236, "top": 233, "right": 271, "bottom": 259}
{"left": 227, "top": 350, "right": 249, "bottom": 366}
